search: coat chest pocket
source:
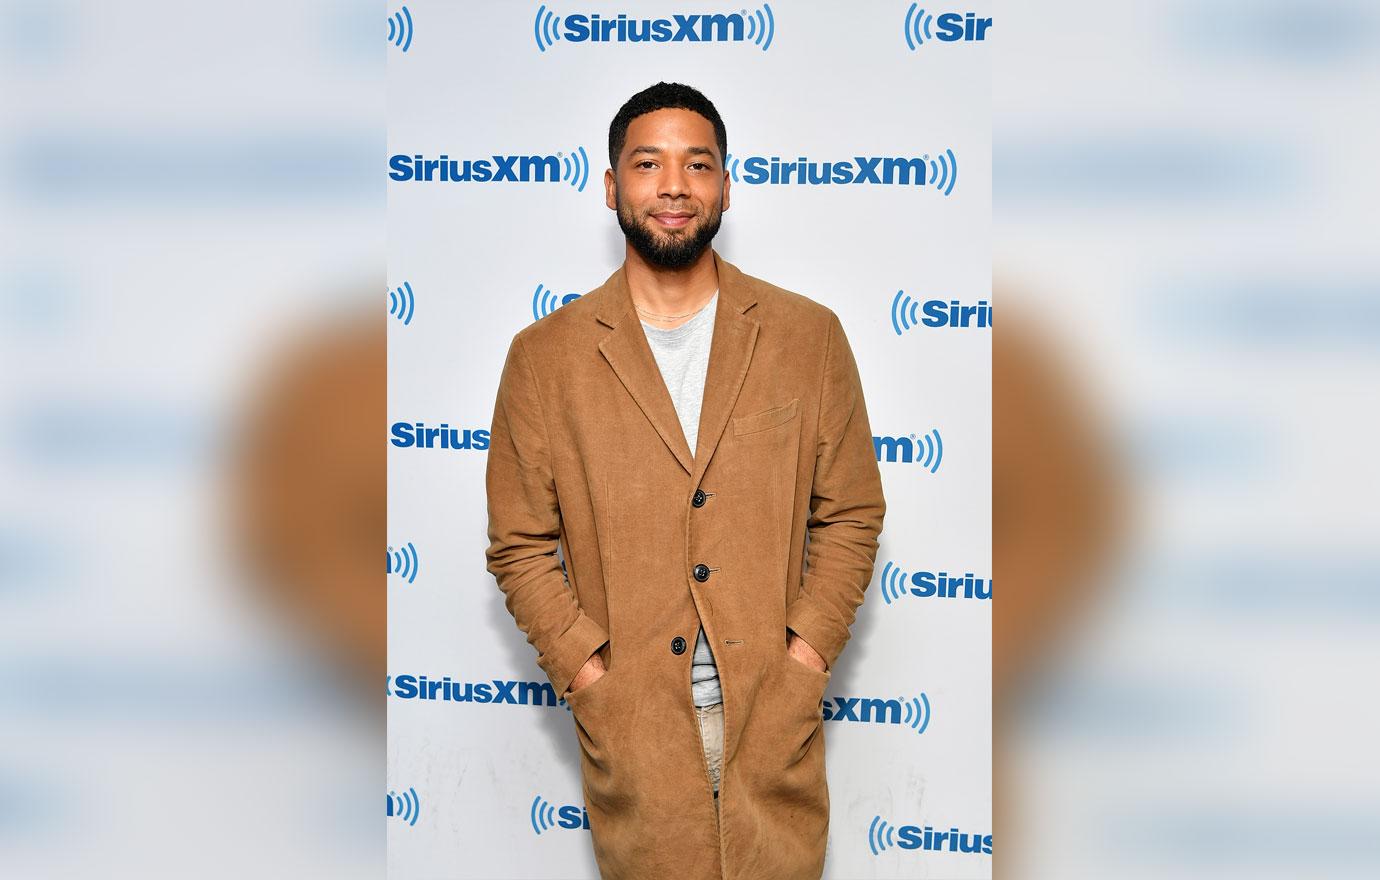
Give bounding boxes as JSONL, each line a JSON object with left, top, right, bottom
{"left": 732, "top": 397, "right": 799, "bottom": 436}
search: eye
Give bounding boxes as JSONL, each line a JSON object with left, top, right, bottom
{"left": 635, "top": 160, "right": 657, "bottom": 169}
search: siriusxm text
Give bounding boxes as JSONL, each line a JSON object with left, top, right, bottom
{"left": 390, "top": 154, "right": 560, "bottom": 183}
{"left": 825, "top": 697, "right": 918, "bottom": 724}
{"left": 563, "top": 13, "right": 747, "bottom": 43}
{"left": 547, "top": 804, "right": 590, "bottom": 830}
{"left": 389, "top": 674, "right": 561, "bottom": 707}
{"left": 873, "top": 435, "right": 936, "bottom": 463}
{"left": 911, "top": 570, "right": 991, "bottom": 600}
{"left": 736, "top": 155, "right": 932, "bottom": 186}
{"left": 390, "top": 422, "right": 490, "bottom": 451}
{"left": 924, "top": 299, "right": 991, "bottom": 328}
{"left": 900, "top": 825, "right": 992, "bottom": 854}
{"left": 930, "top": 13, "right": 993, "bottom": 42}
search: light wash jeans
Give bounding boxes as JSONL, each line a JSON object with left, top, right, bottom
{"left": 695, "top": 701, "right": 724, "bottom": 818}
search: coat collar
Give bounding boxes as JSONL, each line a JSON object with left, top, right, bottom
{"left": 595, "top": 249, "right": 761, "bottom": 480}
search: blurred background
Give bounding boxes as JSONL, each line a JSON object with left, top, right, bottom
{"left": 994, "top": 1, "right": 1380, "bottom": 878}
{"left": 0, "top": 1, "right": 382, "bottom": 877}
{"left": 2, "top": 0, "right": 1375, "bottom": 877}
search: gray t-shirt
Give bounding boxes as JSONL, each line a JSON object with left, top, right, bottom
{"left": 639, "top": 290, "right": 722, "bottom": 708}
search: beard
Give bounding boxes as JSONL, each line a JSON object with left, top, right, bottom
{"left": 616, "top": 194, "right": 723, "bottom": 270}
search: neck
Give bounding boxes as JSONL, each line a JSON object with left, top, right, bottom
{"left": 624, "top": 244, "right": 719, "bottom": 326}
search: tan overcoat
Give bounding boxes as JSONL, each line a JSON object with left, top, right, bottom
{"left": 484, "top": 250, "right": 886, "bottom": 879}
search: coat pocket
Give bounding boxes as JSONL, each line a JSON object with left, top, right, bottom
{"left": 779, "top": 650, "right": 831, "bottom": 719}
{"left": 564, "top": 665, "right": 623, "bottom": 758}
{"left": 771, "top": 650, "right": 832, "bottom": 774}
{"left": 732, "top": 397, "right": 799, "bottom": 436}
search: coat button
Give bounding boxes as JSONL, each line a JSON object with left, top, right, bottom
{"left": 671, "top": 636, "right": 687, "bottom": 655}
{"left": 693, "top": 563, "right": 711, "bottom": 582}
{"left": 692, "top": 488, "right": 707, "bottom": 508}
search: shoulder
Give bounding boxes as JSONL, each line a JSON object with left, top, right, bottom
{"left": 507, "top": 273, "right": 614, "bottom": 357}
{"left": 731, "top": 263, "right": 840, "bottom": 340}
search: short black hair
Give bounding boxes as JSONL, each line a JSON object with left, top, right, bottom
{"left": 608, "top": 82, "right": 728, "bottom": 172}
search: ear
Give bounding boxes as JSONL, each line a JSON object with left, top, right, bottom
{"left": 604, "top": 168, "right": 617, "bottom": 212}
{"left": 722, "top": 168, "right": 731, "bottom": 213}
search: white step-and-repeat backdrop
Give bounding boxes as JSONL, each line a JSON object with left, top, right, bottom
{"left": 388, "top": 3, "right": 991, "bottom": 877}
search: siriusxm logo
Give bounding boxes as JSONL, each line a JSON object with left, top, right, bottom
{"left": 532, "top": 283, "right": 582, "bottom": 321}
{"left": 534, "top": 4, "right": 775, "bottom": 52}
{"left": 903, "top": 6, "right": 993, "bottom": 50}
{"left": 388, "top": 674, "right": 564, "bottom": 708}
{"left": 390, "top": 422, "right": 490, "bottom": 451}
{"left": 890, "top": 291, "right": 990, "bottom": 335}
{"left": 388, "top": 542, "right": 419, "bottom": 585}
{"left": 530, "top": 794, "right": 591, "bottom": 834}
{"left": 868, "top": 815, "right": 992, "bottom": 856}
{"left": 873, "top": 430, "right": 944, "bottom": 473}
{"left": 388, "top": 147, "right": 591, "bottom": 191}
{"left": 824, "top": 693, "right": 931, "bottom": 735}
{"left": 389, "top": 281, "right": 416, "bottom": 326}
{"left": 387, "top": 788, "right": 421, "bottom": 827}
{"left": 879, "top": 561, "right": 991, "bottom": 604}
{"left": 725, "top": 149, "right": 958, "bottom": 196}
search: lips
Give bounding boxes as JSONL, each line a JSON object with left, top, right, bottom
{"left": 651, "top": 212, "right": 693, "bottom": 228}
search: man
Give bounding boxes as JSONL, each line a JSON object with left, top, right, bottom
{"left": 484, "top": 82, "right": 886, "bottom": 880}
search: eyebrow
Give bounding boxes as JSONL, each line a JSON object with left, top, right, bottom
{"left": 628, "top": 145, "right": 717, "bottom": 159}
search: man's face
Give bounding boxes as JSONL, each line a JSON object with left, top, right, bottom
{"left": 605, "top": 108, "right": 730, "bottom": 270}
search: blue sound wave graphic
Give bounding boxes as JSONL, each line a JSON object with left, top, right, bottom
{"left": 534, "top": 5, "right": 562, "bottom": 52}
{"left": 868, "top": 815, "right": 898, "bottom": 855}
{"left": 747, "top": 3, "right": 775, "bottom": 51}
{"left": 901, "top": 693, "right": 932, "bottom": 734}
{"left": 559, "top": 146, "right": 589, "bottom": 192}
{"left": 928, "top": 148, "right": 958, "bottom": 196}
{"left": 919, "top": 428, "right": 943, "bottom": 473}
{"left": 903, "top": 4, "right": 933, "bottom": 50}
{"left": 389, "top": 282, "right": 416, "bottom": 326}
{"left": 387, "top": 788, "right": 421, "bottom": 826}
{"left": 879, "top": 560, "right": 909, "bottom": 605}
{"left": 388, "top": 542, "right": 419, "bottom": 584}
{"left": 388, "top": 6, "right": 414, "bottom": 53}
{"left": 890, "top": 289, "right": 921, "bottom": 335}
{"left": 531, "top": 284, "right": 562, "bottom": 321}
{"left": 530, "top": 794, "right": 558, "bottom": 835}
{"left": 725, "top": 153, "right": 741, "bottom": 183}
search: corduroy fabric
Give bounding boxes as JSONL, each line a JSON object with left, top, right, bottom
{"left": 485, "top": 250, "right": 886, "bottom": 880}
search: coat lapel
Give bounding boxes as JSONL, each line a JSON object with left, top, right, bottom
{"left": 596, "top": 249, "right": 760, "bottom": 480}
{"left": 688, "top": 253, "right": 760, "bottom": 485}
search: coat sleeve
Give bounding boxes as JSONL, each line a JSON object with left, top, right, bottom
{"left": 786, "top": 311, "right": 887, "bottom": 671}
{"left": 485, "top": 334, "right": 609, "bottom": 698}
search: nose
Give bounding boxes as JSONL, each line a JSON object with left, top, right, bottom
{"left": 658, "top": 164, "right": 690, "bottom": 200}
